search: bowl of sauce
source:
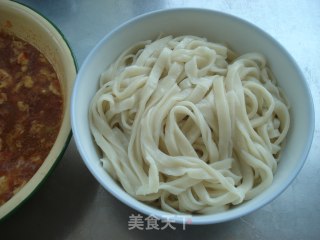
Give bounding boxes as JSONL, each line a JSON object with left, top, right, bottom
{"left": 0, "top": 1, "right": 77, "bottom": 220}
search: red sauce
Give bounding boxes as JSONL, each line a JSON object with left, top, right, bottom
{"left": 0, "top": 32, "right": 63, "bottom": 205}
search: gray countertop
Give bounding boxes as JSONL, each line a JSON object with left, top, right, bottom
{"left": 1, "top": 0, "right": 320, "bottom": 239}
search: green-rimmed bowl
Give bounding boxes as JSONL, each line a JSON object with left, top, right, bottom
{"left": 0, "top": 1, "right": 77, "bottom": 221}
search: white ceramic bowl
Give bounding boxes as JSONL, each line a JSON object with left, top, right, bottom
{"left": 0, "top": 1, "right": 77, "bottom": 220}
{"left": 71, "top": 8, "right": 314, "bottom": 224}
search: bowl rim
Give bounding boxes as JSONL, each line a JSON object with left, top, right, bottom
{"left": 71, "top": 7, "right": 315, "bottom": 225}
{"left": 0, "top": 1, "right": 78, "bottom": 222}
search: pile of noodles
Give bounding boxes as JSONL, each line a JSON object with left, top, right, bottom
{"left": 89, "top": 35, "right": 290, "bottom": 214}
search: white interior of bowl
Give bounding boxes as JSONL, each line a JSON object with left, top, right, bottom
{"left": 72, "top": 8, "right": 314, "bottom": 224}
{"left": 0, "top": 1, "right": 77, "bottom": 220}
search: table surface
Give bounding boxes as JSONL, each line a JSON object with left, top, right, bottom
{"left": 1, "top": 0, "right": 320, "bottom": 239}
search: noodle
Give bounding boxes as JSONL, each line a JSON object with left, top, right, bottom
{"left": 89, "top": 35, "right": 290, "bottom": 214}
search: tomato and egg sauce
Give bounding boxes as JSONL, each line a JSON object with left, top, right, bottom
{"left": 0, "top": 32, "right": 63, "bottom": 205}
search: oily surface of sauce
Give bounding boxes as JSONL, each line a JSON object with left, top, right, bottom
{"left": 0, "top": 31, "right": 63, "bottom": 205}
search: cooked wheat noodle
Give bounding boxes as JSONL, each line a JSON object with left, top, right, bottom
{"left": 89, "top": 35, "right": 290, "bottom": 214}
